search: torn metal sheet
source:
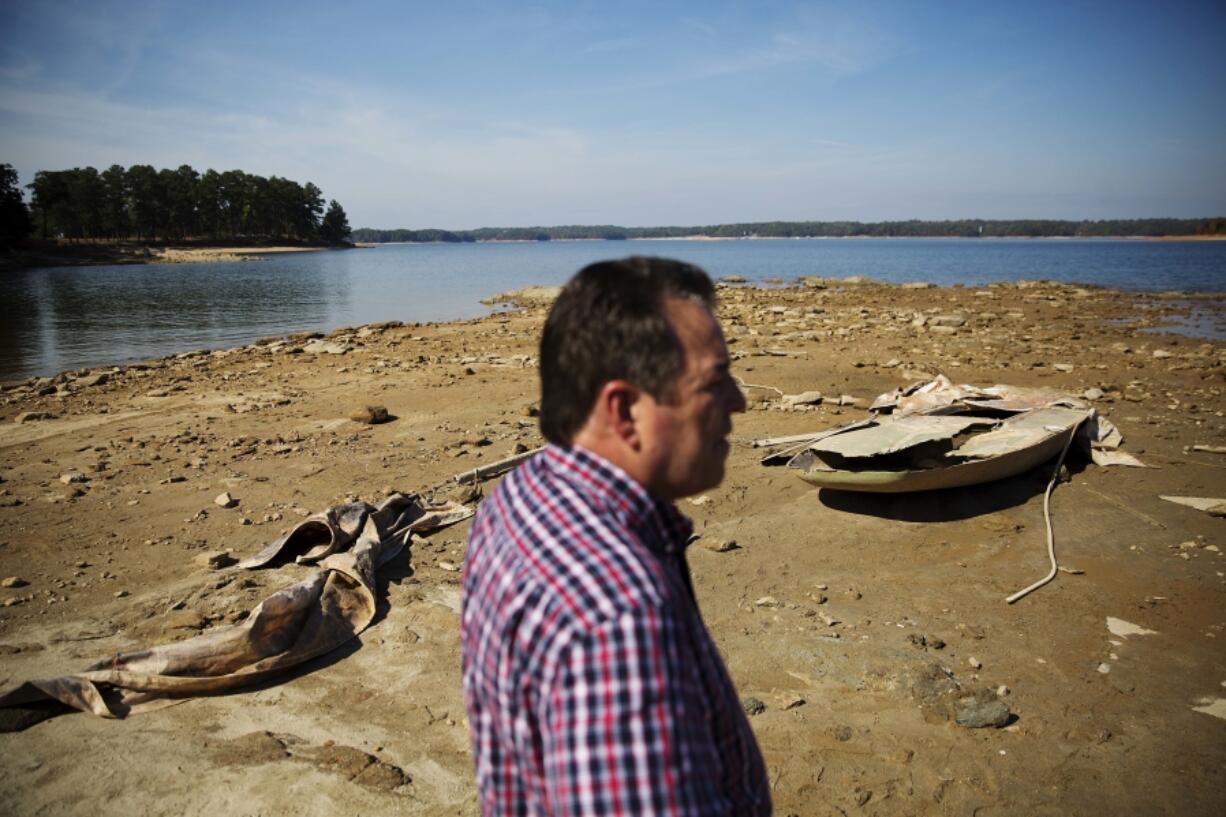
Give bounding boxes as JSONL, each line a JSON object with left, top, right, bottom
{"left": 810, "top": 415, "right": 991, "bottom": 459}
{"left": 1091, "top": 450, "right": 1151, "bottom": 468}
{"left": 951, "top": 407, "right": 1089, "bottom": 459}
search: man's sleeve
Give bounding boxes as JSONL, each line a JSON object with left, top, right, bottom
{"left": 539, "top": 604, "right": 726, "bottom": 817}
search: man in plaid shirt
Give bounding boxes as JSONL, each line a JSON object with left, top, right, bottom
{"left": 461, "top": 257, "right": 771, "bottom": 816}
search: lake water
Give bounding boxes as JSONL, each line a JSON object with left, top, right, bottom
{"left": 2, "top": 238, "right": 1224, "bottom": 382}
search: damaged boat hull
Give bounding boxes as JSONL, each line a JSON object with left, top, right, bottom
{"left": 794, "top": 429, "right": 1074, "bottom": 493}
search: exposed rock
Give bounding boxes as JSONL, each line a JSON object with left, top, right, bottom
{"left": 349, "top": 405, "right": 390, "bottom": 424}
{"left": 742, "top": 696, "right": 767, "bottom": 716}
{"left": 302, "top": 340, "right": 350, "bottom": 355}
{"left": 2, "top": 576, "right": 29, "bottom": 588}
{"left": 781, "top": 391, "right": 823, "bottom": 407}
{"left": 214, "top": 492, "right": 238, "bottom": 509}
{"left": 955, "top": 696, "right": 1011, "bottom": 728}
{"left": 193, "top": 550, "right": 236, "bottom": 569}
{"left": 163, "top": 609, "right": 207, "bottom": 631}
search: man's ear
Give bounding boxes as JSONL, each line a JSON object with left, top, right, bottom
{"left": 595, "top": 379, "right": 642, "bottom": 449}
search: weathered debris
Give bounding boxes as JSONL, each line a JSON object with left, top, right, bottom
{"left": 452, "top": 446, "right": 543, "bottom": 485}
{"left": 783, "top": 376, "right": 1141, "bottom": 493}
{"left": 1106, "top": 617, "right": 1157, "bottom": 638}
{"left": 1159, "top": 496, "right": 1226, "bottom": 517}
{"left": 0, "top": 492, "right": 472, "bottom": 724}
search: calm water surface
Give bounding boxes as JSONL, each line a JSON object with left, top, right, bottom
{"left": 2, "top": 238, "right": 1223, "bottom": 381}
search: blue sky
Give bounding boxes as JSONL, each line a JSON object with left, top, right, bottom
{"left": 2, "top": 0, "right": 1224, "bottom": 229}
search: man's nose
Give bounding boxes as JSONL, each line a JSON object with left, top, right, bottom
{"left": 726, "top": 378, "right": 748, "bottom": 413}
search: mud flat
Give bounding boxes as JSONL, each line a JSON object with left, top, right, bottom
{"left": 0, "top": 279, "right": 1223, "bottom": 815}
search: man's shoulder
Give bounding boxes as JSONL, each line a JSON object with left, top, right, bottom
{"left": 468, "top": 447, "right": 674, "bottom": 628}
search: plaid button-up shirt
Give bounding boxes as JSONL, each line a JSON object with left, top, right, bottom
{"left": 461, "top": 443, "right": 770, "bottom": 816}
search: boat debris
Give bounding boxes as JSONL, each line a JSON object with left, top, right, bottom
{"left": 771, "top": 376, "right": 1142, "bottom": 493}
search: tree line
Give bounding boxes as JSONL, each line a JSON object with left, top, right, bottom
{"left": 353, "top": 217, "right": 1225, "bottom": 244}
{"left": 0, "top": 162, "right": 351, "bottom": 245}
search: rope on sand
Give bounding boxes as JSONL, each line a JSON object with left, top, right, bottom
{"left": 1006, "top": 419, "right": 1086, "bottom": 604}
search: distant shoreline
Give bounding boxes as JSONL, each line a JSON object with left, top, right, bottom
{"left": 5, "top": 233, "right": 1223, "bottom": 270}
{"left": 1, "top": 239, "right": 356, "bottom": 270}
{"left": 362, "top": 233, "right": 1226, "bottom": 247}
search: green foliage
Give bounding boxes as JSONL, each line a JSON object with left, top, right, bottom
{"left": 23, "top": 163, "right": 343, "bottom": 243}
{"left": 0, "top": 163, "right": 33, "bottom": 245}
{"left": 352, "top": 217, "right": 1224, "bottom": 244}
{"left": 319, "top": 200, "right": 351, "bottom": 244}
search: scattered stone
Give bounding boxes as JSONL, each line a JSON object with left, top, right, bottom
{"left": 754, "top": 596, "right": 779, "bottom": 607}
{"left": 929, "top": 314, "right": 967, "bottom": 328}
{"left": 955, "top": 694, "right": 1011, "bottom": 728}
{"left": 700, "top": 538, "right": 739, "bottom": 553}
{"left": 114, "top": 590, "right": 129, "bottom": 598}
{"left": 831, "top": 725, "right": 853, "bottom": 742}
{"left": 59, "top": 472, "right": 89, "bottom": 485}
{"left": 2, "top": 576, "right": 29, "bottom": 588}
{"left": 968, "top": 657, "right": 982, "bottom": 670}
{"left": 164, "top": 609, "right": 207, "bottom": 631}
{"left": 1083, "top": 387, "right": 1105, "bottom": 400}
{"left": 193, "top": 550, "right": 236, "bottom": 570}
{"left": 781, "top": 391, "right": 823, "bottom": 407}
{"left": 906, "top": 633, "right": 946, "bottom": 650}
{"left": 1053, "top": 363, "right": 1074, "bottom": 373}
{"left": 214, "top": 492, "right": 238, "bottom": 509}
{"left": 902, "top": 282, "right": 935, "bottom": 289}
{"left": 77, "top": 373, "right": 109, "bottom": 387}
{"left": 437, "top": 560, "right": 460, "bottom": 572}
{"left": 350, "top": 405, "right": 390, "bottom": 424}
{"left": 742, "top": 696, "right": 767, "bottom": 716}
{"left": 1152, "top": 349, "right": 1173, "bottom": 359}
{"left": 14, "top": 411, "right": 54, "bottom": 424}
{"left": 303, "top": 340, "right": 350, "bottom": 355}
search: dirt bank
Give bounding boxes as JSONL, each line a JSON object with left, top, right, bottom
{"left": 0, "top": 279, "right": 1223, "bottom": 816}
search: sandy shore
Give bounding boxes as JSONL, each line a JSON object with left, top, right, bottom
{"left": 1, "top": 241, "right": 349, "bottom": 270}
{"left": 0, "top": 279, "right": 1223, "bottom": 815}
{"left": 154, "top": 246, "right": 328, "bottom": 264}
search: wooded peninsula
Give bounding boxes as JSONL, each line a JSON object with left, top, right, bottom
{"left": 2, "top": 163, "right": 350, "bottom": 245}
{"left": 353, "top": 217, "right": 1225, "bottom": 244}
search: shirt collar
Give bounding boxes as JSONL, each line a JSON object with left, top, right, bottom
{"left": 542, "top": 443, "right": 694, "bottom": 555}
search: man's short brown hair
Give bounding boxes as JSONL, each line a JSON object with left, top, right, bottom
{"left": 539, "top": 256, "right": 716, "bottom": 444}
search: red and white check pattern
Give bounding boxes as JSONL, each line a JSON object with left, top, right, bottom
{"left": 461, "top": 444, "right": 770, "bottom": 816}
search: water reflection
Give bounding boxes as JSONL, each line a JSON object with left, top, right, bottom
{"left": 0, "top": 259, "right": 337, "bottom": 381}
{"left": 2, "top": 239, "right": 1223, "bottom": 381}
